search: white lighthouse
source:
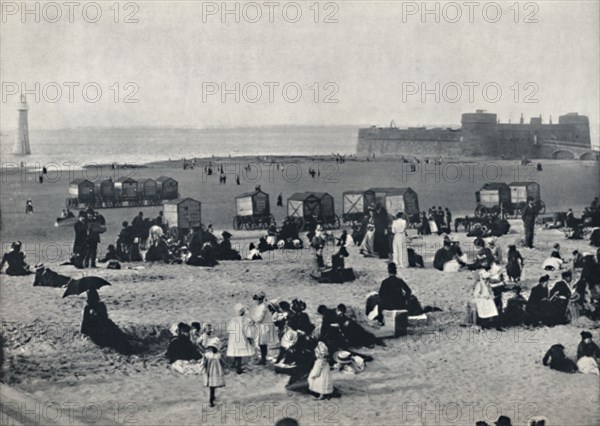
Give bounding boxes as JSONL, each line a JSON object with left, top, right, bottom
{"left": 13, "top": 94, "right": 31, "bottom": 155}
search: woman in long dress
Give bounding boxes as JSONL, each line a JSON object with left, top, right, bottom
{"left": 472, "top": 271, "right": 499, "bottom": 326}
{"left": 251, "top": 292, "right": 277, "bottom": 365}
{"left": 359, "top": 210, "right": 377, "bottom": 257}
{"left": 428, "top": 211, "right": 438, "bottom": 234}
{"left": 391, "top": 212, "right": 408, "bottom": 268}
{"left": 226, "top": 303, "right": 255, "bottom": 374}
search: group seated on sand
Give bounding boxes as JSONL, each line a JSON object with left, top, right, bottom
{"left": 468, "top": 248, "right": 600, "bottom": 327}
{"left": 161, "top": 264, "right": 428, "bottom": 401}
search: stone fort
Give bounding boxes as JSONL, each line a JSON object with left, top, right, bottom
{"left": 357, "top": 110, "right": 596, "bottom": 160}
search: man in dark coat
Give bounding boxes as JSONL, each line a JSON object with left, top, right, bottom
{"left": 73, "top": 212, "right": 88, "bottom": 268}
{"left": 317, "top": 305, "right": 348, "bottom": 352}
{"left": 132, "top": 211, "right": 144, "bottom": 242}
{"left": 526, "top": 275, "right": 550, "bottom": 325}
{"left": 521, "top": 197, "right": 538, "bottom": 248}
{"left": 445, "top": 208, "right": 452, "bottom": 232}
{"left": 335, "top": 304, "right": 377, "bottom": 349}
{"left": 84, "top": 211, "right": 103, "bottom": 268}
{"left": 433, "top": 241, "right": 454, "bottom": 271}
{"left": 165, "top": 323, "right": 202, "bottom": 363}
{"left": 548, "top": 270, "right": 572, "bottom": 325}
{"left": 373, "top": 203, "right": 390, "bottom": 258}
{"left": 377, "top": 263, "right": 412, "bottom": 322}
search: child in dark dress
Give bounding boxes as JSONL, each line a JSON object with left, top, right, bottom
{"left": 506, "top": 244, "right": 524, "bottom": 282}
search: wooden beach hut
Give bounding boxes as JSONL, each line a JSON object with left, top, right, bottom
{"left": 114, "top": 177, "right": 138, "bottom": 200}
{"left": 342, "top": 189, "right": 376, "bottom": 222}
{"left": 369, "top": 187, "right": 420, "bottom": 217}
{"left": 163, "top": 198, "right": 202, "bottom": 237}
{"left": 156, "top": 176, "right": 179, "bottom": 200}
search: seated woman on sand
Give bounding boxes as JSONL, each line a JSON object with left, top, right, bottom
{"left": 501, "top": 286, "right": 528, "bottom": 327}
{"left": 471, "top": 270, "right": 499, "bottom": 328}
{"left": 0, "top": 241, "right": 32, "bottom": 276}
{"left": 542, "top": 344, "right": 577, "bottom": 373}
{"left": 245, "top": 243, "right": 262, "bottom": 260}
{"left": 215, "top": 231, "right": 241, "bottom": 260}
{"left": 310, "top": 245, "right": 355, "bottom": 284}
{"left": 81, "top": 289, "right": 135, "bottom": 355}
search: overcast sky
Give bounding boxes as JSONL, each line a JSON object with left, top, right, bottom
{"left": 1, "top": 1, "right": 598, "bottom": 146}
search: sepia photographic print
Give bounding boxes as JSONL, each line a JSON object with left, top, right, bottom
{"left": 1, "top": 1, "right": 599, "bottom": 425}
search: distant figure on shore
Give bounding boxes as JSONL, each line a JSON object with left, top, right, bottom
{"left": 277, "top": 193, "right": 283, "bottom": 207}
{"left": 25, "top": 199, "right": 33, "bottom": 214}
{"left": 521, "top": 197, "right": 538, "bottom": 248}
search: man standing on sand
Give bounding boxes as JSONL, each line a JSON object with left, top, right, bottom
{"left": 445, "top": 208, "right": 452, "bottom": 232}
{"left": 73, "top": 211, "right": 87, "bottom": 268}
{"left": 377, "top": 263, "right": 412, "bottom": 323}
{"left": 521, "top": 197, "right": 538, "bottom": 248}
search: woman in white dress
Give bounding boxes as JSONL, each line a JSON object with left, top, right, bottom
{"left": 226, "top": 303, "right": 255, "bottom": 374}
{"left": 250, "top": 292, "right": 276, "bottom": 365}
{"left": 391, "top": 212, "right": 408, "bottom": 268}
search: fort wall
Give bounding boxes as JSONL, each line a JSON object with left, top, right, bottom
{"left": 357, "top": 111, "right": 594, "bottom": 160}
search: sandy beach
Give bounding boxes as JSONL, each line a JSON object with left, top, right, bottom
{"left": 1, "top": 157, "right": 599, "bottom": 425}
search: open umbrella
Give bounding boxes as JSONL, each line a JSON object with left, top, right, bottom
{"left": 62, "top": 276, "right": 111, "bottom": 298}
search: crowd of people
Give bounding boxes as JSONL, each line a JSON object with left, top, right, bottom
{"left": 163, "top": 264, "right": 421, "bottom": 404}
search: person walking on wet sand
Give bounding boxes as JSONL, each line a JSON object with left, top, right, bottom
{"left": 521, "top": 197, "right": 538, "bottom": 248}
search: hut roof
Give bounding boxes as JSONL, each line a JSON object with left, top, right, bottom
{"left": 116, "top": 176, "right": 136, "bottom": 183}
{"left": 369, "top": 187, "right": 414, "bottom": 195}
{"left": 310, "top": 191, "right": 332, "bottom": 199}
{"left": 137, "top": 178, "right": 155, "bottom": 183}
{"left": 480, "top": 182, "right": 509, "bottom": 190}
{"left": 156, "top": 176, "right": 176, "bottom": 183}
{"left": 236, "top": 189, "right": 266, "bottom": 199}
{"left": 288, "top": 192, "right": 317, "bottom": 201}
{"left": 508, "top": 181, "right": 538, "bottom": 187}
{"left": 70, "top": 178, "right": 92, "bottom": 185}
{"left": 163, "top": 197, "right": 200, "bottom": 205}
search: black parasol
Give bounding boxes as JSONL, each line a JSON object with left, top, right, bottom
{"left": 62, "top": 276, "right": 111, "bottom": 298}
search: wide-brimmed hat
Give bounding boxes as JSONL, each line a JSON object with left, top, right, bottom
{"left": 222, "top": 231, "right": 232, "bottom": 238}
{"left": 34, "top": 263, "right": 45, "bottom": 270}
{"left": 253, "top": 291, "right": 266, "bottom": 301}
{"left": 206, "top": 337, "right": 221, "bottom": 350}
{"left": 281, "top": 330, "right": 298, "bottom": 349}
{"left": 333, "top": 350, "right": 352, "bottom": 364}
{"left": 581, "top": 331, "right": 593, "bottom": 339}
{"left": 234, "top": 303, "right": 246, "bottom": 315}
